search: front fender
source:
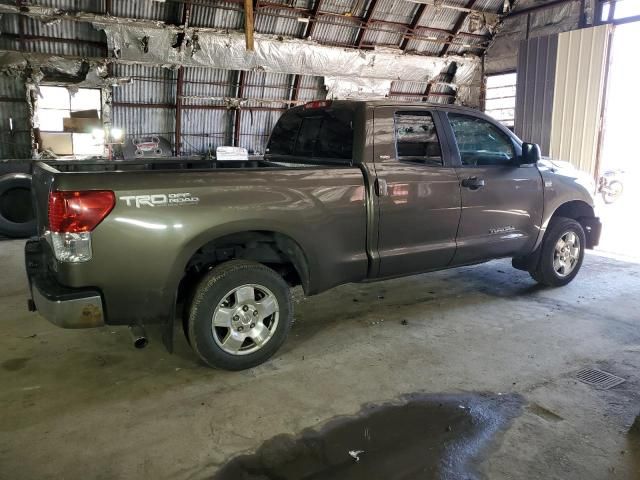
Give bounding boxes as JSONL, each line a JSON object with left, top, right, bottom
{"left": 533, "top": 161, "right": 597, "bottom": 251}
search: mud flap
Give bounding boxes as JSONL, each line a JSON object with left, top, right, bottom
{"left": 512, "top": 247, "right": 542, "bottom": 273}
{"left": 579, "top": 216, "right": 602, "bottom": 249}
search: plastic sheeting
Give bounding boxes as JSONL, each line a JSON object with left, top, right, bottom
{"left": 95, "top": 24, "right": 480, "bottom": 86}
{"left": 324, "top": 77, "right": 392, "bottom": 99}
{"left": 0, "top": 50, "right": 132, "bottom": 89}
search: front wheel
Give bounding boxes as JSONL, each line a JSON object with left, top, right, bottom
{"left": 529, "top": 217, "right": 586, "bottom": 287}
{"left": 187, "top": 260, "right": 293, "bottom": 370}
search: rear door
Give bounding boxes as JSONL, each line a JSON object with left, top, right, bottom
{"left": 373, "top": 106, "right": 461, "bottom": 278}
{"left": 440, "top": 111, "right": 543, "bottom": 265}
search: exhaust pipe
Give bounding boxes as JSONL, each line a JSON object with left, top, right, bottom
{"left": 129, "top": 324, "right": 148, "bottom": 349}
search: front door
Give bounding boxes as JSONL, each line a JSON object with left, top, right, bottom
{"left": 373, "top": 106, "right": 461, "bottom": 278}
{"left": 442, "top": 111, "right": 544, "bottom": 265}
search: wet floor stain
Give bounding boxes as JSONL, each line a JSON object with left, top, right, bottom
{"left": 213, "top": 392, "right": 523, "bottom": 480}
{"left": 2, "top": 357, "right": 29, "bottom": 371}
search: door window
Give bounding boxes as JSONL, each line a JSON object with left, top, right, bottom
{"left": 448, "top": 114, "right": 515, "bottom": 167}
{"left": 394, "top": 112, "right": 442, "bottom": 166}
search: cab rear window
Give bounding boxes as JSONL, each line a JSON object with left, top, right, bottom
{"left": 266, "top": 106, "right": 354, "bottom": 162}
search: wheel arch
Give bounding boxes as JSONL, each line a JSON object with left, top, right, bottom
{"left": 535, "top": 200, "right": 597, "bottom": 251}
{"left": 160, "top": 227, "right": 311, "bottom": 352}
{"left": 177, "top": 229, "right": 311, "bottom": 298}
{"left": 551, "top": 200, "right": 595, "bottom": 222}
{"left": 516, "top": 199, "right": 598, "bottom": 273}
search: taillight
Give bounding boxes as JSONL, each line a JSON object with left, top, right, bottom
{"left": 48, "top": 190, "right": 114, "bottom": 263}
{"left": 49, "top": 190, "right": 115, "bottom": 233}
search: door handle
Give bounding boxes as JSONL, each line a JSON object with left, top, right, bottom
{"left": 461, "top": 177, "right": 485, "bottom": 190}
{"left": 375, "top": 178, "right": 388, "bottom": 197}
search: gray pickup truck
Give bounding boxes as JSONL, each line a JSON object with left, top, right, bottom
{"left": 25, "top": 101, "right": 601, "bottom": 370}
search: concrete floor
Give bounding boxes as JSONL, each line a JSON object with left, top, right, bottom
{"left": 1, "top": 238, "right": 639, "bottom": 479}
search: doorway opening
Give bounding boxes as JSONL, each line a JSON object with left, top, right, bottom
{"left": 597, "top": 21, "right": 640, "bottom": 259}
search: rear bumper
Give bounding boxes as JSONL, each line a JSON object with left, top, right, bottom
{"left": 581, "top": 216, "right": 602, "bottom": 249}
{"left": 25, "top": 239, "right": 105, "bottom": 328}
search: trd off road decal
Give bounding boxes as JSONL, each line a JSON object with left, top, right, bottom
{"left": 119, "top": 193, "right": 200, "bottom": 208}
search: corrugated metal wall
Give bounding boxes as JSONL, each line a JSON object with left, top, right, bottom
{"left": 0, "top": 0, "right": 502, "bottom": 159}
{"left": 549, "top": 24, "right": 611, "bottom": 177}
{"left": 514, "top": 35, "right": 558, "bottom": 155}
{"left": 0, "top": 76, "right": 31, "bottom": 159}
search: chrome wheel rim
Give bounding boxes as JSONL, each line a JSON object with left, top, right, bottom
{"left": 212, "top": 284, "right": 279, "bottom": 356}
{"left": 553, "top": 231, "right": 581, "bottom": 278}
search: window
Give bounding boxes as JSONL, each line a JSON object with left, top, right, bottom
{"left": 600, "top": 0, "right": 640, "bottom": 22}
{"left": 394, "top": 112, "right": 442, "bottom": 166}
{"left": 267, "top": 110, "right": 299, "bottom": 155}
{"left": 36, "top": 86, "right": 103, "bottom": 157}
{"left": 295, "top": 117, "right": 323, "bottom": 155}
{"left": 266, "top": 105, "right": 353, "bottom": 161}
{"left": 449, "top": 114, "right": 515, "bottom": 167}
{"left": 484, "top": 73, "right": 516, "bottom": 128}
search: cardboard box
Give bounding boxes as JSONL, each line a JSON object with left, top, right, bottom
{"left": 40, "top": 132, "right": 73, "bottom": 155}
{"left": 62, "top": 109, "right": 101, "bottom": 133}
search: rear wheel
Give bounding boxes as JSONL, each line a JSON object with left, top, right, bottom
{"left": 187, "top": 260, "right": 293, "bottom": 370}
{"left": 529, "top": 217, "right": 585, "bottom": 287}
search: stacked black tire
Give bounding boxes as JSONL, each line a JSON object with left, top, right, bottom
{"left": 0, "top": 173, "right": 36, "bottom": 238}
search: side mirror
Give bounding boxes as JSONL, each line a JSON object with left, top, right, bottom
{"left": 519, "top": 142, "right": 541, "bottom": 165}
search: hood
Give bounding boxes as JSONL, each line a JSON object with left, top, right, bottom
{"left": 539, "top": 158, "right": 577, "bottom": 172}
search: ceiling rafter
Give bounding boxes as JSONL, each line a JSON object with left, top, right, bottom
{"left": 304, "top": 0, "right": 323, "bottom": 39}
{"left": 439, "top": 0, "right": 479, "bottom": 57}
{"left": 256, "top": 1, "right": 490, "bottom": 40}
{"left": 354, "top": 0, "right": 379, "bottom": 48}
{"left": 0, "top": 2, "right": 492, "bottom": 57}
{"left": 401, "top": 3, "right": 427, "bottom": 51}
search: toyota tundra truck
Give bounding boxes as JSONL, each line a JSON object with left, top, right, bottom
{"left": 25, "top": 101, "right": 602, "bottom": 370}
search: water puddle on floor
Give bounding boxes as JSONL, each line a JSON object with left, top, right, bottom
{"left": 213, "top": 392, "right": 523, "bottom": 480}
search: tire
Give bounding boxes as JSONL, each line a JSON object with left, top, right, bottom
{"left": 529, "top": 217, "right": 586, "bottom": 287}
{"left": 0, "top": 173, "right": 36, "bottom": 238}
{"left": 602, "top": 180, "right": 623, "bottom": 204}
{"left": 187, "top": 260, "right": 293, "bottom": 370}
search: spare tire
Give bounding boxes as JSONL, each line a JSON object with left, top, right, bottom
{"left": 0, "top": 173, "right": 36, "bottom": 238}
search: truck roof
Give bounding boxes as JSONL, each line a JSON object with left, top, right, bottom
{"left": 296, "top": 99, "right": 483, "bottom": 115}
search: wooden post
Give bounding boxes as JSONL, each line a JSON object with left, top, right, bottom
{"left": 244, "top": 0, "right": 254, "bottom": 51}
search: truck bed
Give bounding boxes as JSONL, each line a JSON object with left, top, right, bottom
{"left": 30, "top": 159, "right": 371, "bottom": 327}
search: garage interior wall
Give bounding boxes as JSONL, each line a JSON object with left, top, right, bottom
{"left": 513, "top": 34, "right": 558, "bottom": 155}
{"left": 549, "top": 24, "right": 611, "bottom": 177}
{"left": 0, "top": 0, "right": 509, "bottom": 159}
{"left": 0, "top": 77, "right": 31, "bottom": 160}
{"left": 484, "top": 0, "right": 588, "bottom": 74}
{"left": 514, "top": 23, "right": 610, "bottom": 178}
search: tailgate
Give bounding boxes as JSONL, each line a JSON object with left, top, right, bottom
{"left": 31, "top": 162, "right": 59, "bottom": 235}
